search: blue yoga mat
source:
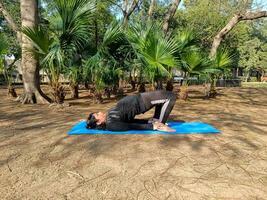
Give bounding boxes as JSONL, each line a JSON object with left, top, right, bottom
{"left": 68, "top": 121, "right": 220, "bottom": 135}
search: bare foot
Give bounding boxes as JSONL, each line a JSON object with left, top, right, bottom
{"left": 157, "top": 125, "right": 176, "bottom": 132}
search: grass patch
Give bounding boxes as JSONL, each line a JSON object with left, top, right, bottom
{"left": 241, "top": 82, "right": 267, "bottom": 88}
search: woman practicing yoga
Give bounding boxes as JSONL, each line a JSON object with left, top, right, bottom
{"left": 86, "top": 90, "right": 177, "bottom": 132}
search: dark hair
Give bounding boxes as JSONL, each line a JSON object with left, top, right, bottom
{"left": 86, "top": 112, "right": 106, "bottom": 130}
{"left": 86, "top": 113, "right": 97, "bottom": 129}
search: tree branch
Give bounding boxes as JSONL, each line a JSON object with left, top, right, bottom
{"left": 123, "top": 0, "right": 140, "bottom": 26}
{"left": 241, "top": 10, "right": 267, "bottom": 20}
{"left": 106, "top": 0, "right": 124, "bottom": 13}
{"left": 123, "top": 0, "right": 129, "bottom": 13}
{"left": 0, "top": 1, "right": 21, "bottom": 42}
{"left": 148, "top": 0, "right": 156, "bottom": 20}
{"left": 163, "top": 0, "right": 181, "bottom": 34}
{"left": 210, "top": 10, "right": 267, "bottom": 57}
{"left": 126, "top": 0, "right": 139, "bottom": 18}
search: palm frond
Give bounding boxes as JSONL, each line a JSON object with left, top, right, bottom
{"left": 52, "top": 0, "right": 95, "bottom": 52}
{"left": 101, "top": 22, "right": 124, "bottom": 49}
{"left": 175, "top": 29, "right": 197, "bottom": 52}
{"left": 65, "top": 65, "right": 83, "bottom": 85}
{"left": 126, "top": 23, "right": 177, "bottom": 81}
{"left": 22, "top": 26, "right": 53, "bottom": 56}
{"left": 213, "top": 49, "right": 233, "bottom": 70}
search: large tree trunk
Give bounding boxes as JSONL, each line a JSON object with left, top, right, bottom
{"left": 210, "top": 11, "right": 267, "bottom": 57}
{"left": 19, "top": 0, "right": 51, "bottom": 104}
{"left": 163, "top": 0, "right": 181, "bottom": 34}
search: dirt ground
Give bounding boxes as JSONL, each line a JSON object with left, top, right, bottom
{"left": 0, "top": 86, "right": 267, "bottom": 200}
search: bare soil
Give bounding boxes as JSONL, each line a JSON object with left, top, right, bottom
{"left": 0, "top": 86, "right": 267, "bottom": 200}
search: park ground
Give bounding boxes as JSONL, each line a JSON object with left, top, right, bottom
{"left": 0, "top": 85, "right": 267, "bottom": 200}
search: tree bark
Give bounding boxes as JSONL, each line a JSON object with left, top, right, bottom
{"left": 210, "top": 11, "right": 267, "bottom": 57}
{"left": 71, "top": 84, "right": 79, "bottom": 99}
{"left": 148, "top": 0, "right": 156, "bottom": 20}
{"left": 0, "top": 1, "right": 21, "bottom": 42}
{"left": 166, "top": 79, "right": 174, "bottom": 91}
{"left": 8, "top": 86, "right": 17, "bottom": 98}
{"left": 19, "top": 0, "right": 51, "bottom": 104}
{"left": 138, "top": 82, "right": 146, "bottom": 93}
{"left": 84, "top": 81, "right": 89, "bottom": 89}
{"left": 155, "top": 79, "right": 163, "bottom": 90}
{"left": 163, "top": 0, "right": 181, "bottom": 34}
{"left": 106, "top": 0, "right": 139, "bottom": 26}
{"left": 122, "top": 0, "right": 139, "bottom": 26}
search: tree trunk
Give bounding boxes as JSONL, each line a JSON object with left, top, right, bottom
{"left": 155, "top": 79, "right": 163, "bottom": 90}
{"left": 148, "top": 0, "right": 156, "bottom": 20}
{"left": 94, "top": 92, "right": 103, "bottom": 104}
{"left": 130, "top": 80, "right": 136, "bottom": 90}
{"left": 119, "top": 77, "right": 125, "bottom": 88}
{"left": 84, "top": 81, "right": 89, "bottom": 89}
{"left": 166, "top": 79, "right": 174, "bottom": 91}
{"left": 245, "top": 70, "right": 250, "bottom": 82}
{"left": 209, "top": 76, "right": 217, "bottom": 98}
{"left": 71, "top": 84, "right": 79, "bottom": 99}
{"left": 179, "top": 85, "right": 188, "bottom": 100}
{"left": 104, "top": 88, "right": 111, "bottom": 99}
{"left": 18, "top": 0, "right": 51, "bottom": 104}
{"left": 129, "top": 73, "right": 136, "bottom": 90}
{"left": 122, "top": 0, "right": 139, "bottom": 27}
{"left": 8, "top": 86, "right": 17, "bottom": 98}
{"left": 123, "top": 12, "right": 129, "bottom": 27}
{"left": 163, "top": 0, "right": 181, "bottom": 34}
{"left": 50, "top": 84, "right": 66, "bottom": 104}
{"left": 138, "top": 82, "right": 146, "bottom": 93}
{"left": 111, "top": 84, "right": 118, "bottom": 95}
{"left": 210, "top": 11, "right": 267, "bottom": 57}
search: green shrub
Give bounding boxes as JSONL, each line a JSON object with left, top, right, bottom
{"left": 249, "top": 77, "right": 258, "bottom": 82}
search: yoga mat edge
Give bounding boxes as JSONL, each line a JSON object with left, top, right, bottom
{"left": 68, "top": 121, "right": 220, "bottom": 135}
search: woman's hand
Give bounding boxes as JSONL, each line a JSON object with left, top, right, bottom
{"left": 153, "top": 121, "right": 176, "bottom": 132}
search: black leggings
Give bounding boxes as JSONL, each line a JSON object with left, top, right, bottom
{"left": 140, "top": 90, "right": 176, "bottom": 123}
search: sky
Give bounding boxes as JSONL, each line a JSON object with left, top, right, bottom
{"left": 252, "top": 0, "right": 267, "bottom": 10}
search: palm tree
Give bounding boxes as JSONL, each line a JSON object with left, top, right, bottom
{"left": 171, "top": 30, "right": 233, "bottom": 100}
{"left": 22, "top": 0, "right": 95, "bottom": 103}
{"left": 19, "top": 0, "right": 50, "bottom": 104}
{"left": 126, "top": 23, "right": 177, "bottom": 91}
{"left": 83, "top": 22, "right": 124, "bottom": 103}
{"left": 176, "top": 48, "right": 232, "bottom": 99}
{"left": 65, "top": 65, "right": 83, "bottom": 99}
{"left": 207, "top": 49, "right": 233, "bottom": 97}
{"left": 178, "top": 50, "right": 211, "bottom": 100}
{"left": 169, "top": 29, "right": 198, "bottom": 91}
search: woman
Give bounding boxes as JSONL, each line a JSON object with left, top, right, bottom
{"left": 86, "top": 90, "right": 177, "bottom": 132}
